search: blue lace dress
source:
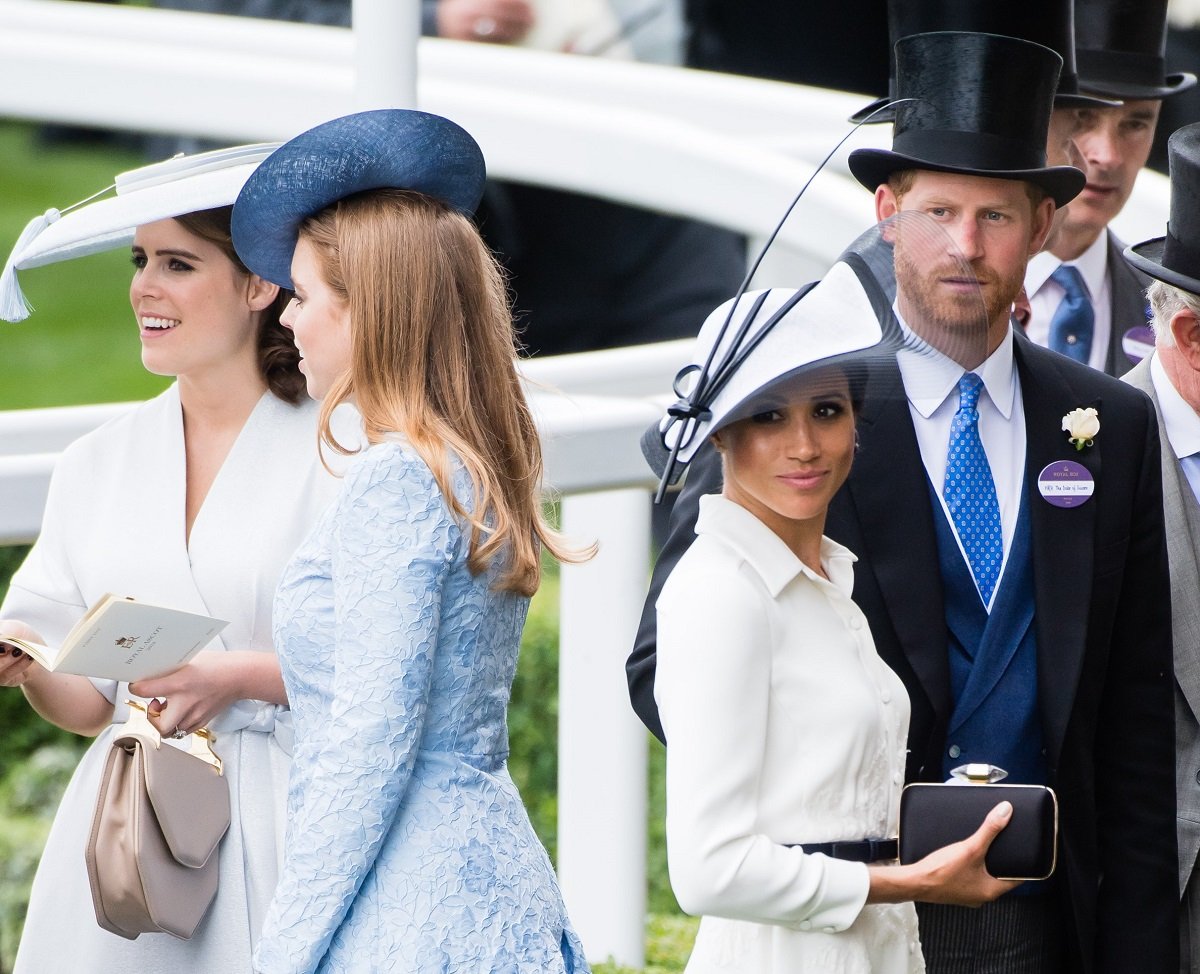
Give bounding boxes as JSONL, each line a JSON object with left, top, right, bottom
{"left": 254, "top": 441, "right": 589, "bottom": 973}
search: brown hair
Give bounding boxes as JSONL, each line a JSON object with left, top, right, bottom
{"left": 173, "top": 206, "right": 305, "bottom": 404}
{"left": 886, "top": 169, "right": 1049, "bottom": 210}
{"left": 301, "top": 189, "right": 589, "bottom": 596}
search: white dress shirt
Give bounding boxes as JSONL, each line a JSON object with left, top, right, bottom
{"left": 1151, "top": 352, "right": 1200, "bottom": 503}
{"left": 656, "top": 495, "right": 922, "bottom": 974}
{"left": 895, "top": 314, "right": 1027, "bottom": 608}
{"left": 1024, "top": 233, "right": 1112, "bottom": 372}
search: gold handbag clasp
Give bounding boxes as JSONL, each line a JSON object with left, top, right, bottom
{"left": 123, "top": 700, "right": 224, "bottom": 775}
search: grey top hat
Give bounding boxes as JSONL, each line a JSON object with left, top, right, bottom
{"left": 1126, "top": 123, "right": 1200, "bottom": 296}
{"left": 1075, "top": 0, "right": 1197, "bottom": 100}
{"left": 848, "top": 32, "right": 1085, "bottom": 208}
{"left": 849, "top": 0, "right": 1117, "bottom": 125}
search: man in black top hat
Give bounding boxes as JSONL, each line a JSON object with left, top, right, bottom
{"left": 1024, "top": 0, "right": 1197, "bottom": 377}
{"left": 844, "top": 0, "right": 1106, "bottom": 296}
{"left": 848, "top": 0, "right": 1112, "bottom": 125}
{"left": 628, "top": 29, "right": 1177, "bottom": 974}
{"left": 1122, "top": 122, "right": 1200, "bottom": 974}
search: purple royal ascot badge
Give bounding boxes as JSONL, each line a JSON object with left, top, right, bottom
{"left": 1038, "top": 460, "right": 1095, "bottom": 508}
{"left": 1123, "top": 325, "right": 1154, "bottom": 366}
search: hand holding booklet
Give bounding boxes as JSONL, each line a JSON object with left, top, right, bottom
{"left": 0, "top": 594, "right": 227, "bottom": 682}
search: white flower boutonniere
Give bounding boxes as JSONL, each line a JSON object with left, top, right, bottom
{"left": 1062, "top": 406, "right": 1099, "bottom": 451}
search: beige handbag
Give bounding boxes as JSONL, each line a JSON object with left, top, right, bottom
{"left": 84, "top": 700, "right": 230, "bottom": 940}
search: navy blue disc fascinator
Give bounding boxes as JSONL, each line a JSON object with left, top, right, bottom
{"left": 232, "top": 109, "right": 486, "bottom": 288}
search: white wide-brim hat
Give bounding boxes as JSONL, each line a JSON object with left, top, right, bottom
{"left": 1, "top": 142, "right": 280, "bottom": 322}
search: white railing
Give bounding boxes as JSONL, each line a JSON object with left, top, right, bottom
{"left": 0, "top": 0, "right": 1175, "bottom": 964}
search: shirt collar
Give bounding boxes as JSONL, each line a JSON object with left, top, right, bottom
{"left": 1025, "top": 231, "right": 1109, "bottom": 300}
{"left": 1150, "top": 351, "right": 1200, "bottom": 459}
{"left": 893, "top": 304, "right": 1018, "bottom": 421}
{"left": 694, "top": 493, "right": 856, "bottom": 598}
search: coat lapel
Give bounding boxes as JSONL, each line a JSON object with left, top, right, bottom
{"left": 1106, "top": 231, "right": 1152, "bottom": 376}
{"left": 1126, "top": 358, "right": 1200, "bottom": 722}
{"left": 849, "top": 361, "right": 950, "bottom": 720}
{"left": 1017, "top": 340, "right": 1099, "bottom": 765}
{"left": 947, "top": 494, "right": 1036, "bottom": 733}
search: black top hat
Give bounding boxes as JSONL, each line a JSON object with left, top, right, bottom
{"left": 1075, "top": 0, "right": 1197, "bottom": 100}
{"left": 1125, "top": 124, "right": 1200, "bottom": 296}
{"left": 849, "top": 0, "right": 1116, "bottom": 125}
{"left": 848, "top": 32, "right": 1085, "bottom": 208}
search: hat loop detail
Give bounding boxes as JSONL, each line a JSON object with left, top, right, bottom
{"left": 0, "top": 209, "right": 62, "bottom": 323}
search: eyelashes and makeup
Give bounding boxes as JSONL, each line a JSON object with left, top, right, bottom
{"left": 749, "top": 398, "right": 849, "bottom": 425}
{"left": 130, "top": 250, "right": 197, "bottom": 273}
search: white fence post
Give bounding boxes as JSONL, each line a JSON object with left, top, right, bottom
{"left": 352, "top": 0, "right": 419, "bottom": 110}
{"left": 558, "top": 489, "right": 650, "bottom": 968}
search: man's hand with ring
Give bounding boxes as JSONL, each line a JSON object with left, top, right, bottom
{"left": 436, "top": 0, "right": 535, "bottom": 44}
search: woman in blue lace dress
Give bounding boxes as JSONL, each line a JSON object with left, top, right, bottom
{"left": 232, "top": 110, "right": 590, "bottom": 973}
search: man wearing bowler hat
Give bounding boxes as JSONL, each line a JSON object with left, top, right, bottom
{"left": 1024, "top": 0, "right": 1197, "bottom": 376}
{"left": 628, "top": 30, "right": 1177, "bottom": 973}
{"left": 1122, "top": 122, "right": 1200, "bottom": 974}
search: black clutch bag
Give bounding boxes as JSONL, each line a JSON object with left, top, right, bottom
{"left": 898, "top": 777, "right": 1058, "bottom": 882}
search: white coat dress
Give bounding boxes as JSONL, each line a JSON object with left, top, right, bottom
{"left": 655, "top": 494, "right": 923, "bottom": 974}
{"left": 5, "top": 385, "right": 341, "bottom": 973}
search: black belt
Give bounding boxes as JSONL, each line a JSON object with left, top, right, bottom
{"left": 792, "top": 838, "right": 898, "bottom": 863}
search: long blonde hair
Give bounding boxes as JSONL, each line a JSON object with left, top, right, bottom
{"left": 304, "top": 189, "right": 582, "bottom": 596}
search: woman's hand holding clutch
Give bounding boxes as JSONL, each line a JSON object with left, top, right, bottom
{"left": 866, "top": 800, "right": 1022, "bottom": 907}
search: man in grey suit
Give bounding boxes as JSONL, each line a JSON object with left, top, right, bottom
{"left": 1123, "top": 121, "right": 1200, "bottom": 974}
{"left": 1024, "top": 0, "right": 1195, "bottom": 376}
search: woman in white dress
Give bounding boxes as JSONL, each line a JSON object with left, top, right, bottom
{"left": 652, "top": 272, "right": 1019, "bottom": 974}
{"left": 0, "top": 148, "right": 342, "bottom": 971}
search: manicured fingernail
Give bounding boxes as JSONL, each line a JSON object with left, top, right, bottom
{"left": 11, "top": 649, "right": 23, "bottom": 658}
{"left": 0, "top": 647, "right": 7, "bottom": 657}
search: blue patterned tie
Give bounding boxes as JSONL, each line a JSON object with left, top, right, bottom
{"left": 1048, "top": 265, "right": 1094, "bottom": 363}
{"left": 944, "top": 373, "right": 1003, "bottom": 605}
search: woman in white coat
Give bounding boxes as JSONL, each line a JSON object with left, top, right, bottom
{"left": 0, "top": 147, "right": 342, "bottom": 971}
{"left": 651, "top": 267, "right": 1019, "bottom": 974}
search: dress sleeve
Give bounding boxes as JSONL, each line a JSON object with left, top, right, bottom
{"left": 655, "top": 557, "right": 869, "bottom": 932}
{"left": 254, "top": 449, "right": 456, "bottom": 974}
{"left": 2, "top": 450, "right": 88, "bottom": 638}
{"left": 1, "top": 448, "right": 120, "bottom": 702}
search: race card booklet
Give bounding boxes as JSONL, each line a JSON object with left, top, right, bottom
{"left": 0, "top": 593, "right": 228, "bottom": 681}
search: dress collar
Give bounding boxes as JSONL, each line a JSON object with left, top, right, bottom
{"left": 1150, "top": 351, "right": 1200, "bottom": 459}
{"left": 1025, "top": 231, "right": 1109, "bottom": 300}
{"left": 694, "top": 493, "right": 856, "bottom": 598}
